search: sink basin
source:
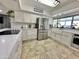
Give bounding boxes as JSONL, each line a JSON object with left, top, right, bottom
{"left": 0, "top": 30, "right": 20, "bottom": 35}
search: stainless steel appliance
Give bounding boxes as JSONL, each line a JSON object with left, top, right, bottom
{"left": 36, "top": 18, "right": 48, "bottom": 40}
{"left": 72, "top": 34, "right": 79, "bottom": 49}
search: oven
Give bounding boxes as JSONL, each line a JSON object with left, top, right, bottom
{"left": 72, "top": 34, "right": 79, "bottom": 49}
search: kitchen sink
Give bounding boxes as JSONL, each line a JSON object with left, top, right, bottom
{"left": 0, "top": 30, "right": 20, "bottom": 35}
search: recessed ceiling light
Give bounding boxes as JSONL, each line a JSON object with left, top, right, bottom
{"left": 0, "top": 10, "right": 2, "bottom": 12}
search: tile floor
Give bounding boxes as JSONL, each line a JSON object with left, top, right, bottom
{"left": 21, "top": 38, "right": 79, "bottom": 59}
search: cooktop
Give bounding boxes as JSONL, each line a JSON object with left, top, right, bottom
{"left": 0, "top": 30, "right": 20, "bottom": 35}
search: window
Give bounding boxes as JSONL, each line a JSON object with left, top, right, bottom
{"left": 74, "top": 16, "right": 79, "bottom": 20}
{"left": 58, "top": 17, "right": 72, "bottom": 28}
{"left": 73, "top": 21, "right": 79, "bottom": 29}
{"left": 65, "top": 21, "right": 72, "bottom": 28}
{"left": 53, "top": 15, "right": 79, "bottom": 30}
{"left": 53, "top": 19, "right": 57, "bottom": 27}
{"left": 58, "top": 18, "right": 65, "bottom": 28}
{"left": 73, "top": 16, "right": 79, "bottom": 29}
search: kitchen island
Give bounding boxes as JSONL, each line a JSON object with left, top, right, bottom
{"left": 0, "top": 29, "right": 22, "bottom": 59}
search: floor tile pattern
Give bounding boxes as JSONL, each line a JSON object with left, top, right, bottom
{"left": 21, "top": 39, "right": 79, "bottom": 59}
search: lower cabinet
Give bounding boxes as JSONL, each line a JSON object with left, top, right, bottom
{"left": 48, "top": 30, "right": 55, "bottom": 39}
{"left": 22, "top": 29, "right": 28, "bottom": 40}
{"left": 61, "top": 32, "right": 73, "bottom": 46}
{"left": 13, "top": 43, "right": 22, "bottom": 59}
{"left": 49, "top": 29, "right": 73, "bottom": 46}
{"left": 9, "top": 39, "right": 22, "bottom": 59}
{"left": 55, "top": 34, "right": 62, "bottom": 42}
{"left": 22, "top": 29, "right": 37, "bottom": 40}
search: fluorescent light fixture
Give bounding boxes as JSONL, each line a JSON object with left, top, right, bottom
{"left": 37, "top": 0, "right": 60, "bottom": 7}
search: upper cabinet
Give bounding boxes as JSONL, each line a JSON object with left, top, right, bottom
{"left": 30, "top": 14, "right": 37, "bottom": 23}
{"left": 24, "top": 13, "right": 38, "bottom": 23}
{"left": 14, "top": 11, "right": 24, "bottom": 22}
{"left": 13, "top": 11, "right": 40, "bottom": 23}
{"left": 24, "top": 13, "right": 31, "bottom": 23}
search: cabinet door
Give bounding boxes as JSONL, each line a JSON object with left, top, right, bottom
{"left": 27, "top": 29, "right": 37, "bottom": 39}
{"left": 48, "top": 30, "right": 51, "bottom": 37}
{"left": 30, "top": 15, "right": 36, "bottom": 23}
{"left": 22, "top": 29, "right": 37, "bottom": 40}
{"left": 24, "top": 13, "right": 38, "bottom": 23}
{"left": 24, "top": 13, "right": 31, "bottom": 23}
{"left": 22, "top": 29, "right": 28, "bottom": 40}
{"left": 62, "top": 32, "right": 73, "bottom": 46}
{"left": 15, "top": 11, "right": 24, "bottom": 22}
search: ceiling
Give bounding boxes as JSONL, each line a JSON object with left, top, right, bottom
{"left": 19, "top": 0, "right": 77, "bottom": 15}
{"left": 0, "top": 0, "right": 20, "bottom": 10}
{"left": 19, "top": 0, "right": 53, "bottom": 11}
{"left": 52, "top": 0, "right": 79, "bottom": 18}
{"left": 20, "top": 0, "right": 76, "bottom": 11}
{"left": 0, "top": 0, "right": 78, "bottom": 17}
{"left": 52, "top": 0, "right": 75, "bottom": 10}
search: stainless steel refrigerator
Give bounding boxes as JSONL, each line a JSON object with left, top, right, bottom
{"left": 36, "top": 18, "right": 49, "bottom": 40}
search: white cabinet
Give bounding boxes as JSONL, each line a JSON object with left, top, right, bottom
{"left": 24, "top": 13, "right": 31, "bottom": 23}
{"left": 48, "top": 30, "right": 56, "bottom": 39}
{"left": 24, "top": 13, "right": 36, "bottom": 23}
{"left": 12, "top": 42, "right": 22, "bottom": 59}
{"left": 9, "top": 36, "right": 22, "bottom": 59}
{"left": 22, "top": 29, "right": 37, "bottom": 41}
{"left": 14, "top": 11, "right": 24, "bottom": 22}
{"left": 22, "top": 29, "right": 28, "bottom": 40}
{"left": 61, "top": 32, "right": 73, "bottom": 46}
{"left": 13, "top": 11, "right": 39, "bottom": 23}
{"left": 30, "top": 15, "right": 36, "bottom": 23}
{"left": 14, "top": 39, "right": 22, "bottom": 59}
{"left": 49, "top": 28, "right": 73, "bottom": 46}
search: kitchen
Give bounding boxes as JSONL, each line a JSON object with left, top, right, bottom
{"left": 0, "top": 0, "right": 79, "bottom": 59}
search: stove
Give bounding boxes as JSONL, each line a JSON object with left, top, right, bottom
{"left": 0, "top": 30, "right": 20, "bottom": 35}
{"left": 72, "top": 34, "right": 79, "bottom": 49}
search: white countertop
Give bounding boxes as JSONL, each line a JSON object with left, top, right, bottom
{"left": 0, "top": 28, "right": 10, "bottom": 32}
{"left": 62, "top": 29, "right": 79, "bottom": 34}
{"left": 0, "top": 28, "right": 22, "bottom": 59}
{"left": 51, "top": 28, "right": 79, "bottom": 34}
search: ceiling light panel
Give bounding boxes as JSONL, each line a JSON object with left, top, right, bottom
{"left": 37, "top": 0, "right": 59, "bottom": 7}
